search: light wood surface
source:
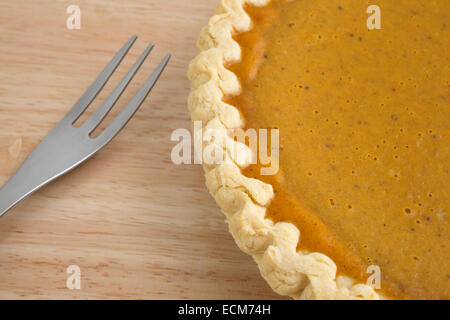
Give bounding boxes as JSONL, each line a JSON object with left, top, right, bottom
{"left": 0, "top": 0, "right": 282, "bottom": 299}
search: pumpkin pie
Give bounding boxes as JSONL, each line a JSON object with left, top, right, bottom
{"left": 188, "top": 0, "right": 449, "bottom": 299}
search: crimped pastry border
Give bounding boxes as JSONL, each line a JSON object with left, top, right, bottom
{"left": 187, "top": 0, "right": 378, "bottom": 299}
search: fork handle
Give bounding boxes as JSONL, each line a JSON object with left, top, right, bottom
{"left": 0, "top": 151, "right": 53, "bottom": 217}
{"left": 0, "top": 128, "right": 89, "bottom": 218}
{"left": 0, "top": 142, "right": 66, "bottom": 217}
{"left": 0, "top": 165, "right": 36, "bottom": 217}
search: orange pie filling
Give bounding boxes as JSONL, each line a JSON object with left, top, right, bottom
{"left": 225, "top": 0, "right": 449, "bottom": 299}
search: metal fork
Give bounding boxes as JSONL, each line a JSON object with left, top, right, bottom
{"left": 0, "top": 35, "right": 170, "bottom": 217}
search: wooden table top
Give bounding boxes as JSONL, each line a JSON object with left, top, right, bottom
{"left": 0, "top": 0, "right": 281, "bottom": 299}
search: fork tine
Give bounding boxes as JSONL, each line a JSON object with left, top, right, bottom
{"left": 81, "top": 43, "right": 154, "bottom": 134}
{"left": 96, "top": 53, "right": 171, "bottom": 145}
{"left": 63, "top": 35, "right": 138, "bottom": 124}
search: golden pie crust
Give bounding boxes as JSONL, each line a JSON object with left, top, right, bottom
{"left": 187, "top": 0, "right": 379, "bottom": 299}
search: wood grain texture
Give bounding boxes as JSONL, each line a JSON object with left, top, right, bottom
{"left": 0, "top": 0, "right": 282, "bottom": 299}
